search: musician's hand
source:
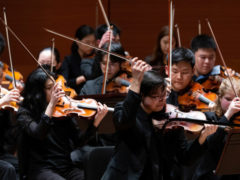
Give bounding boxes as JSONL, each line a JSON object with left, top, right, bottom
{"left": 16, "top": 80, "right": 24, "bottom": 92}
{"left": 0, "top": 88, "right": 20, "bottom": 106}
{"left": 129, "top": 57, "right": 152, "bottom": 93}
{"left": 224, "top": 68, "right": 235, "bottom": 77}
{"left": 94, "top": 102, "right": 108, "bottom": 127}
{"left": 49, "top": 82, "right": 65, "bottom": 107}
{"left": 224, "top": 97, "right": 240, "bottom": 120}
{"left": 198, "top": 124, "right": 218, "bottom": 145}
{"left": 98, "top": 29, "right": 114, "bottom": 48}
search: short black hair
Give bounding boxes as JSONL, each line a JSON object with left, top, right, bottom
{"left": 38, "top": 47, "right": 60, "bottom": 64}
{"left": 190, "top": 34, "right": 217, "bottom": 53}
{"left": 0, "top": 33, "right": 5, "bottom": 55}
{"left": 95, "top": 23, "right": 121, "bottom": 40}
{"left": 171, "top": 47, "right": 195, "bottom": 68}
{"left": 96, "top": 42, "right": 125, "bottom": 64}
{"left": 140, "top": 70, "right": 166, "bottom": 97}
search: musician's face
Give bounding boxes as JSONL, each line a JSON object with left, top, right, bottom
{"left": 141, "top": 88, "right": 167, "bottom": 113}
{"left": 100, "top": 55, "right": 121, "bottom": 80}
{"left": 160, "top": 35, "right": 176, "bottom": 55}
{"left": 78, "top": 34, "right": 96, "bottom": 56}
{"left": 167, "top": 61, "right": 194, "bottom": 92}
{"left": 220, "top": 90, "right": 235, "bottom": 113}
{"left": 38, "top": 50, "right": 57, "bottom": 67}
{"left": 44, "top": 78, "right": 54, "bottom": 103}
{"left": 194, "top": 48, "right": 216, "bottom": 76}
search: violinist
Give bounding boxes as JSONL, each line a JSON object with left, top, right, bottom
{"left": 38, "top": 47, "right": 77, "bottom": 97}
{"left": 192, "top": 77, "right": 240, "bottom": 180}
{"left": 145, "top": 25, "right": 178, "bottom": 77}
{"left": 17, "top": 68, "right": 108, "bottom": 180}
{"left": 191, "top": 34, "right": 237, "bottom": 93}
{"left": 0, "top": 32, "right": 21, "bottom": 180}
{"left": 60, "top": 25, "right": 96, "bottom": 94}
{"left": 80, "top": 42, "right": 131, "bottom": 95}
{"left": 166, "top": 47, "right": 217, "bottom": 111}
{"left": 101, "top": 58, "right": 217, "bottom": 180}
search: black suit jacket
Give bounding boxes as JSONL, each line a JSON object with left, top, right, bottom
{"left": 102, "top": 90, "right": 207, "bottom": 180}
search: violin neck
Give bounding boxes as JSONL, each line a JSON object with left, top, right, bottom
{"left": 198, "top": 94, "right": 215, "bottom": 107}
{"left": 77, "top": 103, "right": 114, "bottom": 112}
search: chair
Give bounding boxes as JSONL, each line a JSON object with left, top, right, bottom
{"left": 84, "top": 146, "right": 114, "bottom": 180}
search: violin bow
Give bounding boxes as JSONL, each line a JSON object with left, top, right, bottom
{"left": 206, "top": 19, "right": 238, "bottom": 97}
{"left": 97, "top": 0, "right": 113, "bottom": 94}
{"left": 0, "top": 17, "right": 55, "bottom": 82}
{"left": 51, "top": 38, "right": 55, "bottom": 73}
{"left": 3, "top": 8, "right": 16, "bottom": 89}
{"left": 175, "top": 24, "right": 181, "bottom": 47}
{"left": 198, "top": 20, "right": 201, "bottom": 35}
{"left": 168, "top": 0, "right": 174, "bottom": 87}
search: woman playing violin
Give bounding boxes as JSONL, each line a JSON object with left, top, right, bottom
{"left": 192, "top": 77, "right": 240, "bottom": 180}
{"left": 102, "top": 58, "right": 217, "bottom": 180}
{"left": 17, "top": 68, "right": 108, "bottom": 180}
{"left": 80, "top": 42, "right": 132, "bottom": 95}
{"left": 166, "top": 47, "right": 217, "bottom": 112}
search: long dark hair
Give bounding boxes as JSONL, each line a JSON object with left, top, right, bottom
{"left": 21, "top": 68, "right": 54, "bottom": 121}
{"left": 150, "top": 26, "right": 178, "bottom": 66}
{"left": 71, "top": 25, "right": 95, "bottom": 54}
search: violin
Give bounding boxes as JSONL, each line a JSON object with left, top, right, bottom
{"left": 0, "top": 61, "right": 24, "bottom": 90}
{"left": 152, "top": 104, "right": 206, "bottom": 134}
{"left": 53, "top": 96, "right": 113, "bottom": 119}
{"left": 56, "top": 75, "right": 77, "bottom": 98}
{"left": 177, "top": 81, "right": 217, "bottom": 112}
{"left": 201, "top": 66, "right": 240, "bottom": 93}
{"left": 106, "top": 72, "right": 132, "bottom": 94}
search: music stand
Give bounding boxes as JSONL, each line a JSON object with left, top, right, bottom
{"left": 215, "top": 128, "right": 240, "bottom": 175}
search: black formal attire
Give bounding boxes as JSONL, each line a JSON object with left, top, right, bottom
{"left": 192, "top": 112, "right": 240, "bottom": 180}
{"left": 60, "top": 51, "right": 95, "bottom": 94}
{"left": 101, "top": 90, "right": 207, "bottom": 180}
{"left": 0, "top": 160, "right": 16, "bottom": 180}
{"left": 0, "top": 110, "right": 19, "bottom": 179}
{"left": 80, "top": 75, "right": 103, "bottom": 95}
{"left": 17, "top": 107, "right": 98, "bottom": 180}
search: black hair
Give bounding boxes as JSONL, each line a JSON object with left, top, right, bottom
{"left": 95, "top": 23, "right": 121, "bottom": 40}
{"left": 171, "top": 47, "right": 195, "bottom": 68}
{"left": 190, "top": 34, "right": 217, "bottom": 53}
{"left": 21, "top": 68, "right": 54, "bottom": 121}
{"left": 140, "top": 70, "right": 166, "bottom": 97}
{"left": 95, "top": 42, "right": 125, "bottom": 64}
{"left": 0, "top": 33, "right": 5, "bottom": 55}
{"left": 71, "top": 25, "right": 95, "bottom": 54}
{"left": 38, "top": 47, "right": 60, "bottom": 64}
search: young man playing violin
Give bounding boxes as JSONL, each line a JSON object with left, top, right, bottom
{"left": 191, "top": 34, "right": 238, "bottom": 94}
{"left": 80, "top": 42, "right": 132, "bottom": 95}
{"left": 101, "top": 58, "right": 217, "bottom": 180}
{"left": 166, "top": 47, "right": 217, "bottom": 111}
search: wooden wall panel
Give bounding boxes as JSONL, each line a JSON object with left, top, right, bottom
{"left": 0, "top": 0, "right": 107, "bottom": 79}
{"left": 0, "top": 0, "right": 240, "bottom": 80}
{"left": 110, "top": 0, "right": 240, "bottom": 69}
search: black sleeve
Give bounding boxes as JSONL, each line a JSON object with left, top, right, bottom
{"left": 113, "top": 90, "right": 141, "bottom": 131}
{"left": 166, "top": 128, "right": 207, "bottom": 166}
{"left": 60, "top": 56, "right": 78, "bottom": 89}
{"left": 17, "top": 109, "right": 53, "bottom": 140}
